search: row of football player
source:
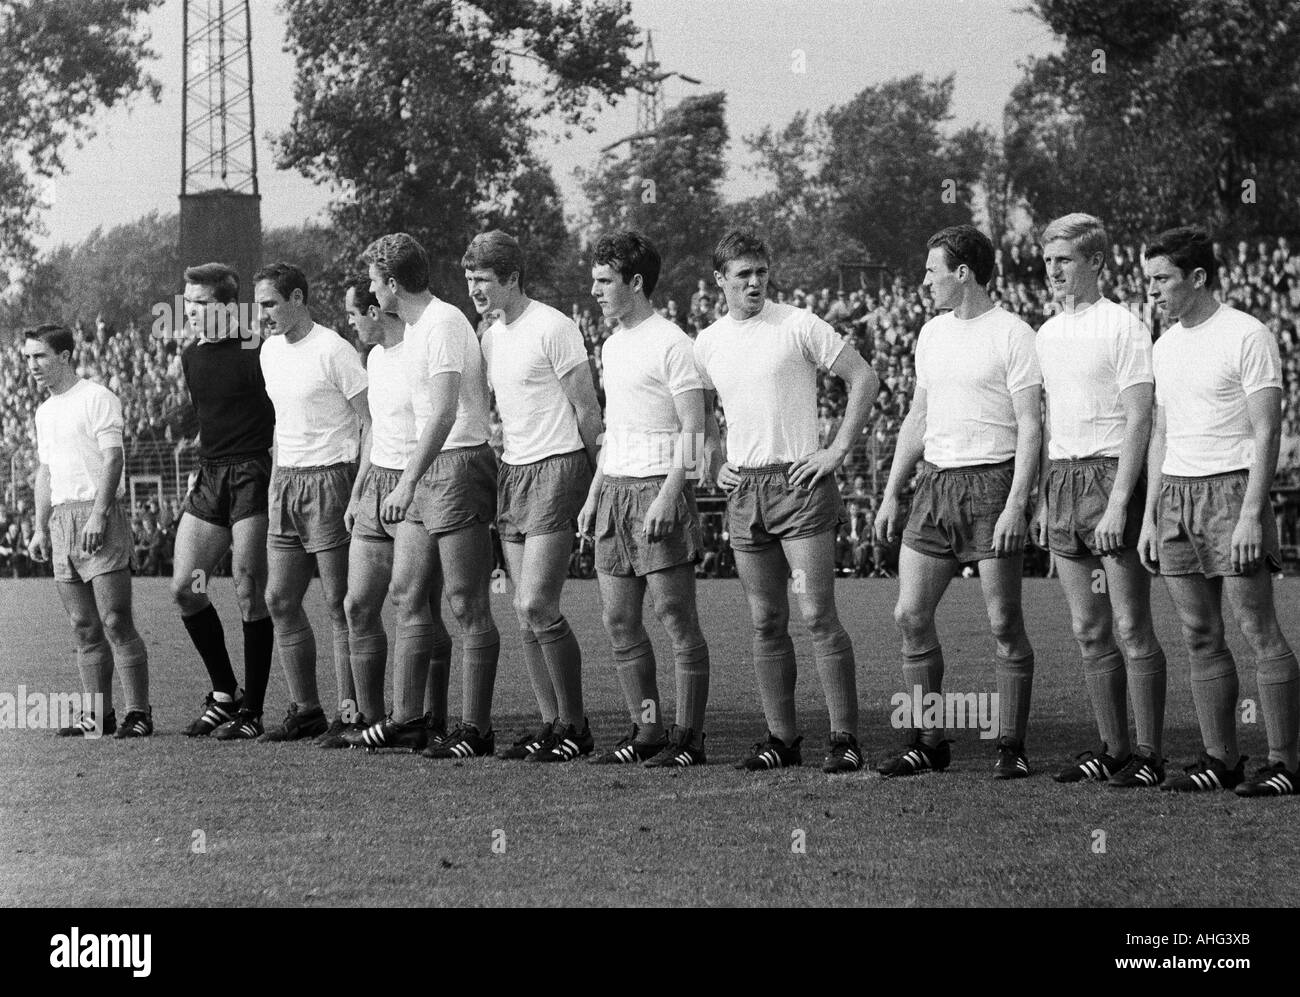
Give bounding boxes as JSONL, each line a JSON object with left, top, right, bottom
{"left": 22, "top": 216, "right": 1298, "bottom": 796}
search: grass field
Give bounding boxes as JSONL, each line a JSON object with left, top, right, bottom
{"left": 2, "top": 575, "right": 1297, "bottom": 908}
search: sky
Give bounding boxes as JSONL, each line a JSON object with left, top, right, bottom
{"left": 39, "top": 0, "right": 1060, "bottom": 250}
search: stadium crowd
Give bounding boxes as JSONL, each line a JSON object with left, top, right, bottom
{"left": 4, "top": 236, "right": 1300, "bottom": 580}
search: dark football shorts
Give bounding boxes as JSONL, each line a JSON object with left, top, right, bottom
{"left": 351, "top": 464, "right": 403, "bottom": 544}
{"left": 725, "top": 463, "right": 845, "bottom": 553}
{"left": 497, "top": 449, "right": 593, "bottom": 543}
{"left": 50, "top": 500, "right": 133, "bottom": 583}
{"left": 1045, "top": 457, "right": 1144, "bottom": 559}
{"left": 594, "top": 476, "right": 701, "bottom": 577}
{"left": 268, "top": 462, "right": 356, "bottom": 554}
{"left": 1157, "top": 469, "right": 1281, "bottom": 577}
{"left": 184, "top": 453, "right": 271, "bottom": 528}
{"left": 903, "top": 459, "right": 1018, "bottom": 563}
{"left": 407, "top": 442, "right": 498, "bottom": 536}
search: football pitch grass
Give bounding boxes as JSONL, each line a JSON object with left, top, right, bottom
{"left": 2, "top": 575, "right": 1297, "bottom": 908}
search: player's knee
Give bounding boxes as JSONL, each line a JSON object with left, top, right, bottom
{"left": 987, "top": 604, "right": 1024, "bottom": 645}
{"left": 1112, "top": 613, "right": 1155, "bottom": 657}
{"left": 170, "top": 574, "right": 204, "bottom": 612}
{"left": 1236, "top": 611, "right": 1286, "bottom": 656}
{"left": 100, "top": 609, "right": 137, "bottom": 645}
{"left": 264, "top": 586, "right": 295, "bottom": 621}
{"left": 750, "top": 606, "right": 788, "bottom": 641}
{"left": 445, "top": 586, "right": 488, "bottom": 629}
{"left": 1180, "top": 618, "right": 1224, "bottom": 656}
{"left": 601, "top": 606, "right": 640, "bottom": 646}
{"left": 893, "top": 603, "right": 933, "bottom": 640}
{"left": 519, "top": 597, "right": 558, "bottom": 632}
{"left": 1070, "top": 617, "right": 1111, "bottom": 656}
{"left": 343, "top": 592, "right": 371, "bottom": 632}
{"left": 656, "top": 602, "right": 702, "bottom": 645}
{"left": 70, "top": 616, "right": 105, "bottom": 647}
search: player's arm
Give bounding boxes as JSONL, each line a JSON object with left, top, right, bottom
{"left": 383, "top": 371, "right": 461, "bottom": 523}
{"left": 875, "top": 385, "right": 927, "bottom": 545}
{"left": 348, "top": 388, "right": 372, "bottom": 457}
{"left": 701, "top": 389, "right": 733, "bottom": 490}
{"left": 1137, "top": 401, "right": 1166, "bottom": 573}
{"left": 1233, "top": 386, "right": 1283, "bottom": 573}
{"left": 642, "top": 387, "right": 705, "bottom": 541}
{"left": 346, "top": 422, "right": 373, "bottom": 533}
{"left": 28, "top": 462, "right": 52, "bottom": 562}
{"left": 1034, "top": 393, "right": 1052, "bottom": 548}
{"left": 790, "top": 346, "right": 879, "bottom": 487}
{"left": 558, "top": 361, "right": 604, "bottom": 471}
{"left": 1094, "top": 382, "right": 1154, "bottom": 554}
{"left": 992, "top": 384, "right": 1042, "bottom": 557}
{"left": 83, "top": 445, "right": 125, "bottom": 554}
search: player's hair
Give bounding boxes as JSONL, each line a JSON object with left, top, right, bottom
{"left": 1041, "top": 213, "right": 1108, "bottom": 265}
{"left": 24, "top": 324, "right": 75, "bottom": 361}
{"left": 347, "top": 274, "right": 380, "bottom": 312}
{"left": 363, "top": 232, "right": 429, "bottom": 293}
{"left": 712, "top": 229, "right": 770, "bottom": 274}
{"left": 927, "top": 225, "right": 995, "bottom": 286}
{"left": 253, "top": 261, "right": 310, "bottom": 304}
{"left": 461, "top": 230, "right": 524, "bottom": 288}
{"left": 183, "top": 262, "right": 240, "bottom": 304}
{"left": 592, "top": 230, "right": 661, "bottom": 297}
{"left": 1145, "top": 225, "right": 1218, "bottom": 288}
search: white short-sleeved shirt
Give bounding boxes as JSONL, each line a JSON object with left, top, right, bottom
{"left": 694, "top": 301, "right": 846, "bottom": 466}
{"left": 481, "top": 300, "right": 588, "bottom": 465}
{"left": 1153, "top": 303, "right": 1282, "bottom": 477}
{"left": 260, "top": 323, "right": 368, "bottom": 467}
{"left": 1036, "top": 298, "right": 1154, "bottom": 460}
{"left": 915, "top": 306, "right": 1041, "bottom": 468}
{"left": 405, "top": 297, "right": 492, "bottom": 452}
{"left": 35, "top": 379, "right": 126, "bottom": 505}
{"left": 601, "top": 313, "right": 703, "bottom": 477}
{"left": 366, "top": 342, "right": 416, "bottom": 470}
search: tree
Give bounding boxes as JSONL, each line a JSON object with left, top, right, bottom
{"left": 730, "top": 111, "right": 853, "bottom": 292}
{"left": 820, "top": 74, "right": 986, "bottom": 276}
{"left": 582, "top": 92, "right": 729, "bottom": 309}
{"left": 1004, "top": 0, "right": 1300, "bottom": 239}
{"left": 0, "top": 0, "right": 162, "bottom": 270}
{"left": 275, "top": 0, "right": 653, "bottom": 306}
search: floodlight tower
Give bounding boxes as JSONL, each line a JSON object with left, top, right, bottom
{"left": 179, "top": 0, "right": 262, "bottom": 301}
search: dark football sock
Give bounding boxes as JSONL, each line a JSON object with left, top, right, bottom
{"left": 424, "top": 629, "right": 453, "bottom": 728}
{"left": 241, "top": 616, "right": 273, "bottom": 715}
{"left": 182, "top": 604, "right": 238, "bottom": 697}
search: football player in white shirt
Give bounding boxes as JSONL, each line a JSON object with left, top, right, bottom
{"left": 255, "top": 263, "right": 371, "bottom": 743}
{"left": 1138, "top": 226, "right": 1299, "bottom": 796}
{"left": 353, "top": 233, "right": 502, "bottom": 758}
{"left": 1033, "top": 213, "right": 1169, "bottom": 789}
{"left": 24, "top": 325, "right": 151, "bottom": 738}
{"left": 329, "top": 275, "right": 455, "bottom": 749}
{"left": 468, "top": 230, "right": 604, "bottom": 763}
{"left": 874, "top": 225, "right": 1042, "bottom": 780}
{"left": 695, "top": 230, "right": 879, "bottom": 773}
{"left": 578, "top": 231, "right": 711, "bottom": 767}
